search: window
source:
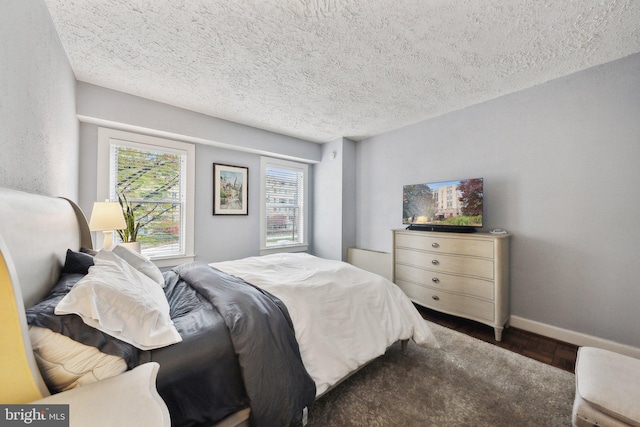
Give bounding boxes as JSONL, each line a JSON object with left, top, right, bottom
{"left": 260, "top": 157, "right": 309, "bottom": 254}
{"left": 97, "top": 128, "right": 195, "bottom": 266}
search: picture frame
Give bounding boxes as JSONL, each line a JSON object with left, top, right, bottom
{"left": 213, "top": 163, "right": 248, "bottom": 215}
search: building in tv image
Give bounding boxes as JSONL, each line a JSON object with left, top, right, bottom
{"left": 403, "top": 178, "right": 483, "bottom": 228}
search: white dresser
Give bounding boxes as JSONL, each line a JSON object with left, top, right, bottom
{"left": 393, "top": 229, "right": 510, "bottom": 341}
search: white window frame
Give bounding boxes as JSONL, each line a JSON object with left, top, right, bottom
{"left": 260, "top": 156, "right": 309, "bottom": 255}
{"left": 97, "top": 128, "right": 195, "bottom": 267}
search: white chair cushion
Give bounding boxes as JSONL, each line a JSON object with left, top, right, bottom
{"left": 30, "top": 326, "right": 126, "bottom": 393}
{"left": 575, "top": 347, "right": 640, "bottom": 427}
{"left": 573, "top": 393, "right": 632, "bottom": 427}
{"left": 33, "top": 362, "right": 170, "bottom": 427}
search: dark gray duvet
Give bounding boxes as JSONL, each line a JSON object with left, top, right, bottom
{"left": 27, "top": 262, "right": 316, "bottom": 427}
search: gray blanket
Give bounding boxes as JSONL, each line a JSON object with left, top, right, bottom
{"left": 174, "top": 262, "right": 316, "bottom": 427}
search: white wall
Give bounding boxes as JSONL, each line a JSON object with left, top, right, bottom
{"left": 356, "top": 53, "right": 640, "bottom": 348}
{"left": 0, "top": 2, "right": 78, "bottom": 199}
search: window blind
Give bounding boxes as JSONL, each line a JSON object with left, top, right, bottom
{"left": 109, "top": 143, "right": 186, "bottom": 257}
{"left": 265, "top": 165, "right": 304, "bottom": 247}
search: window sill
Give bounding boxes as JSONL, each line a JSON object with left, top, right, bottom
{"left": 260, "top": 244, "right": 309, "bottom": 256}
{"left": 150, "top": 254, "right": 195, "bottom": 268}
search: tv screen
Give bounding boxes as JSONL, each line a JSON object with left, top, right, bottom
{"left": 402, "top": 178, "right": 483, "bottom": 231}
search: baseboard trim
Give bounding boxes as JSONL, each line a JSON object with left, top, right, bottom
{"left": 510, "top": 315, "right": 640, "bottom": 359}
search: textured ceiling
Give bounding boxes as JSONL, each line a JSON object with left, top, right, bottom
{"left": 44, "top": 0, "right": 640, "bottom": 143}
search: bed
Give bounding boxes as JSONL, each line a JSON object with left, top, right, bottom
{"left": 0, "top": 186, "right": 438, "bottom": 427}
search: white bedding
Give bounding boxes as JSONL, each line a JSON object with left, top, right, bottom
{"left": 211, "top": 252, "right": 439, "bottom": 396}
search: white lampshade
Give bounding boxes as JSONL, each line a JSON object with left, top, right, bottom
{"left": 89, "top": 201, "right": 126, "bottom": 250}
{"left": 89, "top": 201, "right": 126, "bottom": 231}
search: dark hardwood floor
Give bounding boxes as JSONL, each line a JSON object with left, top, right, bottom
{"left": 417, "top": 306, "right": 579, "bottom": 373}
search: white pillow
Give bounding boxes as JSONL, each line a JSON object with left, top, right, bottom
{"left": 111, "top": 244, "right": 165, "bottom": 287}
{"left": 55, "top": 250, "right": 182, "bottom": 350}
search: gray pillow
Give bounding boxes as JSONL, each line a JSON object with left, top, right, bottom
{"left": 62, "top": 249, "right": 94, "bottom": 275}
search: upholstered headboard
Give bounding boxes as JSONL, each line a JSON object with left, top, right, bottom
{"left": 0, "top": 187, "right": 92, "bottom": 403}
{"left": 0, "top": 187, "right": 91, "bottom": 307}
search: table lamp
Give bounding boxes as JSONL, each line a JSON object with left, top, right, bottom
{"left": 89, "top": 200, "right": 126, "bottom": 249}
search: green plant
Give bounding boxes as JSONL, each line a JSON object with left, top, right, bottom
{"left": 117, "top": 193, "right": 141, "bottom": 243}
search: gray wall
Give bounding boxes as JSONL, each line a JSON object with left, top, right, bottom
{"left": 313, "top": 139, "right": 345, "bottom": 260}
{"left": 195, "top": 144, "right": 262, "bottom": 262}
{"left": 313, "top": 138, "right": 357, "bottom": 261}
{"left": 5, "top": 1, "right": 639, "bottom": 349}
{"left": 341, "top": 139, "right": 357, "bottom": 260}
{"left": 76, "top": 84, "right": 326, "bottom": 263}
{"left": 0, "top": 1, "right": 78, "bottom": 199}
{"left": 356, "top": 53, "right": 640, "bottom": 348}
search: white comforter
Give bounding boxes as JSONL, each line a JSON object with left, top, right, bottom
{"left": 211, "top": 252, "right": 439, "bottom": 396}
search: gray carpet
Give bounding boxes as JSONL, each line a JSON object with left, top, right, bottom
{"left": 304, "top": 322, "right": 575, "bottom": 426}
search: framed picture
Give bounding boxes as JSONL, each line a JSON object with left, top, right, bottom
{"left": 213, "top": 163, "right": 248, "bottom": 215}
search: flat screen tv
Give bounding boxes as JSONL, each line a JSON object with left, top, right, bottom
{"left": 402, "top": 178, "right": 483, "bottom": 233}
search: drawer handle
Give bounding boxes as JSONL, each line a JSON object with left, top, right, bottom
{"left": 432, "top": 277, "right": 440, "bottom": 283}
{"left": 431, "top": 259, "right": 439, "bottom": 265}
{"left": 432, "top": 295, "right": 440, "bottom": 301}
{"left": 431, "top": 242, "right": 439, "bottom": 248}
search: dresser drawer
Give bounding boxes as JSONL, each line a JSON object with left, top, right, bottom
{"left": 395, "top": 232, "right": 494, "bottom": 258}
{"left": 396, "top": 280, "right": 495, "bottom": 322}
{"left": 395, "top": 248, "right": 494, "bottom": 280}
{"left": 394, "top": 264, "right": 494, "bottom": 300}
